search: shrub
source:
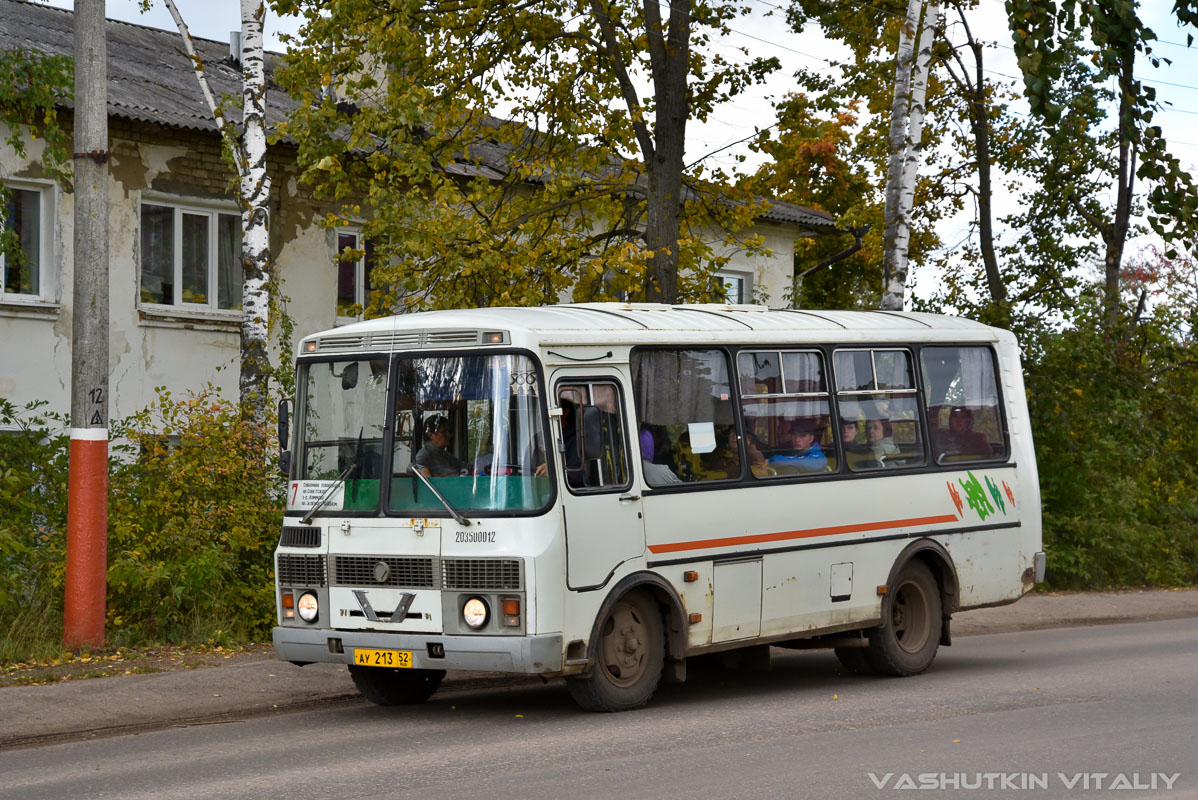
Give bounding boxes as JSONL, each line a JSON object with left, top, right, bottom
{"left": 0, "top": 400, "right": 70, "bottom": 661}
{"left": 0, "top": 389, "right": 286, "bottom": 661}
{"left": 1026, "top": 300, "right": 1198, "bottom": 588}
{"left": 107, "top": 388, "right": 285, "bottom": 642}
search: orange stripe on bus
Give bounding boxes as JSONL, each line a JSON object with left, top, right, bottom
{"left": 646, "top": 513, "right": 961, "bottom": 554}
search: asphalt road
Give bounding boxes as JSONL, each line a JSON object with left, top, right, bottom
{"left": 3, "top": 618, "right": 1195, "bottom": 800}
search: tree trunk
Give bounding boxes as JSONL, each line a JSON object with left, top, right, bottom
{"left": 889, "top": 0, "right": 940, "bottom": 312}
{"left": 239, "top": 0, "right": 272, "bottom": 420}
{"left": 163, "top": 0, "right": 272, "bottom": 420}
{"left": 880, "top": 0, "right": 922, "bottom": 311}
{"left": 1101, "top": 73, "right": 1136, "bottom": 333}
{"left": 640, "top": 0, "right": 690, "bottom": 304}
{"left": 951, "top": 10, "right": 1008, "bottom": 322}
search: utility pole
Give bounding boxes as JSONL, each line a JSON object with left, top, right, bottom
{"left": 64, "top": 0, "right": 109, "bottom": 650}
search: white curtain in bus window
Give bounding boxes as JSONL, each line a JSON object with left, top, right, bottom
{"left": 921, "top": 346, "right": 1005, "bottom": 464}
{"left": 834, "top": 349, "right": 924, "bottom": 470}
{"left": 632, "top": 349, "right": 740, "bottom": 484}
{"left": 738, "top": 350, "right": 835, "bottom": 476}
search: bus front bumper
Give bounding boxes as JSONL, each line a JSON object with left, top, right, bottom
{"left": 272, "top": 627, "right": 564, "bottom": 674}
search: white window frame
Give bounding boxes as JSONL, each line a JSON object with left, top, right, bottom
{"left": 715, "top": 270, "right": 752, "bottom": 304}
{"left": 138, "top": 194, "right": 242, "bottom": 315}
{"left": 335, "top": 227, "right": 370, "bottom": 324}
{"left": 1, "top": 179, "right": 56, "bottom": 304}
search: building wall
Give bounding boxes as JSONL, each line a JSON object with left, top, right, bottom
{"left": 0, "top": 119, "right": 337, "bottom": 422}
{"left": 2, "top": 120, "right": 806, "bottom": 424}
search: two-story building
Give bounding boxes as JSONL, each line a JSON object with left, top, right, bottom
{"left": 0, "top": 0, "right": 835, "bottom": 421}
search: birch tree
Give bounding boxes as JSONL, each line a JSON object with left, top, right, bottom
{"left": 880, "top": 0, "right": 940, "bottom": 311}
{"left": 157, "top": 0, "right": 272, "bottom": 420}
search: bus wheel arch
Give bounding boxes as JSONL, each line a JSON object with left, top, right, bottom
{"left": 864, "top": 540, "right": 959, "bottom": 676}
{"left": 565, "top": 573, "right": 685, "bottom": 712}
{"left": 891, "top": 538, "right": 959, "bottom": 646}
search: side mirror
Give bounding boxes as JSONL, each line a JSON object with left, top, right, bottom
{"left": 341, "top": 361, "right": 359, "bottom": 391}
{"left": 279, "top": 449, "right": 292, "bottom": 478}
{"left": 277, "top": 398, "right": 290, "bottom": 450}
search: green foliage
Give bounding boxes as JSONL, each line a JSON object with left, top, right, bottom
{"left": 1025, "top": 292, "right": 1198, "bottom": 589}
{"left": 0, "top": 48, "right": 73, "bottom": 186}
{"left": 0, "top": 47, "right": 73, "bottom": 271}
{"left": 0, "top": 390, "right": 285, "bottom": 662}
{"left": 273, "top": 0, "right": 776, "bottom": 308}
{"left": 107, "top": 389, "right": 285, "bottom": 642}
{"left": 1005, "top": 0, "right": 1198, "bottom": 273}
{"left": 746, "top": 91, "right": 886, "bottom": 308}
{"left": 0, "top": 400, "right": 69, "bottom": 613}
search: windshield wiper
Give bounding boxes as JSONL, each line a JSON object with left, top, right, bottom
{"left": 300, "top": 429, "right": 363, "bottom": 525}
{"left": 411, "top": 469, "right": 472, "bottom": 527}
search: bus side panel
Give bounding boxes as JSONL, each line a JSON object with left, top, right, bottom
{"left": 760, "top": 543, "right": 883, "bottom": 639}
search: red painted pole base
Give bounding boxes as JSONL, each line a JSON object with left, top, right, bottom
{"left": 64, "top": 433, "right": 109, "bottom": 650}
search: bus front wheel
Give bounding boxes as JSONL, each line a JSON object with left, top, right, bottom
{"left": 865, "top": 560, "right": 942, "bottom": 676}
{"left": 566, "top": 590, "right": 665, "bottom": 712}
{"left": 349, "top": 665, "right": 445, "bottom": 705}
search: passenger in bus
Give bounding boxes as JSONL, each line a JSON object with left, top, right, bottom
{"left": 867, "top": 417, "right": 900, "bottom": 464}
{"left": 767, "top": 420, "right": 827, "bottom": 472}
{"left": 840, "top": 419, "right": 873, "bottom": 469}
{"left": 841, "top": 420, "right": 863, "bottom": 448}
{"left": 413, "top": 415, "right": 468, "bottom": 477}
{"left": 731, "top": 429, "right": 770, "bottom": 477}
{"left": 939, "top": 406, "right": 990, "bottom": 457}
{"left": 640, "top": 429, "right": 682, "bottom": 485}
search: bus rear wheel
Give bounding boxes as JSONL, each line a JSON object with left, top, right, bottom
{"left": 865, "top": 560, "right": 942, "bottom": 676}
{"left": 566, "top": 590, "right": 665, "bottom": 712}
{"left": 349, "top": 665, "right": 445, "bottom": 705}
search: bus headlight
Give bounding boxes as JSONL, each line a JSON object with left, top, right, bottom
{"left": 297, "top": 591, "right": 319, "bottom": 623}
{"left": 462, "top": 596, "right": 489, "bottom": 629}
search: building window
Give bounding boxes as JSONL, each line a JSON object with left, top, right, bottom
{"left": 716, "top": 271, "right": 751, "bottom": 304}
{"left": 336, "top": 229, "right": 377, "bottom": 320}
{"left": 139, "top": 201, "right": 242, "bottom": 310}
{"left": 1, "top": 184, "right": 50, "bottom": 299}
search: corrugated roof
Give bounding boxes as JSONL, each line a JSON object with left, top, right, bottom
{"left": 0, "top": 0, "right": 835, "bottom": 231}
{"left": 0, "top": 0, "right": 295, "bottom": 132}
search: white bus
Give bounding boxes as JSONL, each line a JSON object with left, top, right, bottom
{"left": 273, "top": 303, "right": 1044, "bottom": 711}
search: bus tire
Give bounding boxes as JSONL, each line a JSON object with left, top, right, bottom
{"left": 349, "top": 665, "right": 445, "bottom": 705}
{"left": 865, "top": 560, "right": 942, "bottom": 676}
{"left": 566, "top": 590, "right": 665, "bottom": 712}
{"left": 833, "top": 646, "right": 877, "bottom": 675}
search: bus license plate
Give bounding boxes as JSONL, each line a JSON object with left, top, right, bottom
{"left": 353, "top": 648, "right": 413, "bottom": 668}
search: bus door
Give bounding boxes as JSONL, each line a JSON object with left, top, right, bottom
{"left": 552, "top": 376, "right": 644, "bottom": 590}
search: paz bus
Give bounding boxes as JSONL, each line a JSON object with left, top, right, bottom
{"left": 272, "top": 303, "right": 1044, "bottom": 711}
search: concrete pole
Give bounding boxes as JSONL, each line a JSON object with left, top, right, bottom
{"left": 64, "top": 0, "right": 109, "bottom": 650}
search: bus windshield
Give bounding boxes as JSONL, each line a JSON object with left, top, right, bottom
{"left": 294, "top": 352, "right": 552, "bottom": 515}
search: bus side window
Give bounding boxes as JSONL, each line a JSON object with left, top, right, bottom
{"left": 920, "top": 346, "right": 1006, "bottom": 464}
{"left": 631, "top": 348, "right": 741, "bottom": 484}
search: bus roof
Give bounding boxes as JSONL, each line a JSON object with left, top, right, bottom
{"left": 301, "top": 303, "right": 1009, "bottom": 355}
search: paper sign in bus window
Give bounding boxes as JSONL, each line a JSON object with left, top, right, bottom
{"left": 688, "top": 421, "right": 716, "bottom": 454}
